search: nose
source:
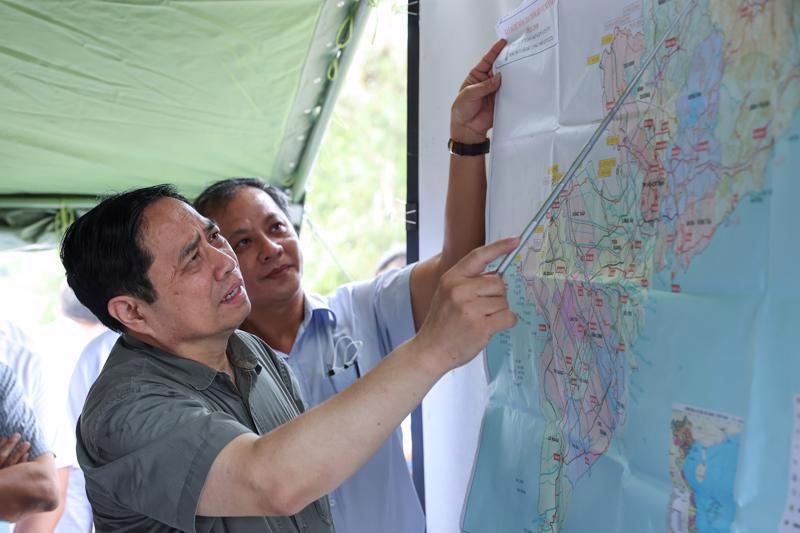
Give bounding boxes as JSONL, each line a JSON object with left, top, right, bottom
{"left": 256, "top": 234, "right": 282, "bottom": 263}
{"left": 211, "top": 244, "right": 238, "bottom": 281}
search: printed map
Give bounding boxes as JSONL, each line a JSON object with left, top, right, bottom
{"left": 461, "top": 1, "right": 800, "bottom": 532}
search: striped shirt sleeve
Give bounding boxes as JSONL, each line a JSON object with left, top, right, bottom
{"left": 0, "top": 362, "right": 49, "bottom": 458}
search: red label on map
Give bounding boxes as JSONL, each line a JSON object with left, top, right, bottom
{"left": 620, "top": 294, "right": 628, "bottom": 304}
{"left": 671, "top": 146, "right": 681, "bottom": 158}
{"left": 671, "top": 284, "right": 681, "bottom": 293}
{"left": 753, "top": 126, "right": 767, "bottom": 139}
{"left": 606, "top": 100, "right": 615, "bottom": 111}
{"left": 589, "top": 320, "right": 598, "bottom": 331}
{"left": 553, "top": 200, "right": 560, "bottom": 209}
{"left": 665, "top": 37, "right": 678, "bottom": 48}
{"left": 566, "top": 356, "right": 572, "bottom": 366}
{"left": 739, "top": 5, "right": 750, "bottom": 18}
{"left": 661, "top": 121, "right": 670, "bottom": 133}
{"left": 644, "top": 118, "right": 654, "bottom": 128}
{"left": 556, "top": 265, "right": 566, "bottom": 274}
{"left": 595, "top": 297, "right": 604, "bottom": 308}
{"left": 641, "top": 278, "right": 650, "bottom": 288}
{"left": 655, "top": 140, "right": 667, "bottom": 151}
{"left": 634, "top": 240, "right": 642, "bottom": 250}
{"left": 553, "top": 453, "right": 562, "bottom": 462}
{"left": 697, "top": 140, "right": 709, "bottom": 151}
{"left": 649, "top": 163, "right": 660, "bottom": 172}
{"left": 618, "top": 342, "right": 626, "bottom": 352}
{"left": 583, "top": 252, "right": 595, "bottom": 262}
{"left": 538, "top": 323, "right": 548, "bottom": 332}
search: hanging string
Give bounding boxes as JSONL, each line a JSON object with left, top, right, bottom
{"left": 53, "top": 200, "right": 75, "bottom": 236}
{"left": 327, "top": 0, "right": 379, "bottom": 81}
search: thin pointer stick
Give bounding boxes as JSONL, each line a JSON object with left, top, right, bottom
{"left": 495, "top": 0, "right": 696, "bottom": 276}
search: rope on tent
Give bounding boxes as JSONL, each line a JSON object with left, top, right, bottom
{"left": 327, "top": 0, "right": 379, "bottom": 81}
{"left": 53, "top": 200, "right": 75, "bottom": 238}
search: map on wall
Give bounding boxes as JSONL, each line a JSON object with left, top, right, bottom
{"left": 461, "top": 0, "right": 800, "bottom": 532}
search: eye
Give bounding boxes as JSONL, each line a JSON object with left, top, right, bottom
{"left": 234, "top": 238, "right": 251, "bottom": 251}
{"left": 189, "top": 251, "right": 200, "bottom": 263}
{"left": 209, "top": 230, "right": 221, "bottom": 241}
{"left": 271, "top": 222, "right": 287, "bottom": 233}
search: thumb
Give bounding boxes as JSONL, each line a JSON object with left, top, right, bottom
{"left": 451, "top": 237, "right": 519, "bottom": 278}
{"left": 459, "top": 73, "right": 502, "bottom": 102}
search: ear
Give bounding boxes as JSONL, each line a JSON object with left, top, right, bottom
{"left": 107, "top": 296, "right": 156, "bottom": 337}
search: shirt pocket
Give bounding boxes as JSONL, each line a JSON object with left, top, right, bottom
{"left": 328, "top": 365, "right": 359, "bottom": 393}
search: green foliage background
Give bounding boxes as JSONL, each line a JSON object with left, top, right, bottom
{"left": 300, "top": 4, "right": 407, "bottom": 295}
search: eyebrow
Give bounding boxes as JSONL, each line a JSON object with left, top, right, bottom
{"left": 178, "top": 220, "right": 218, "bottom": 263}
{"left": 228, "top": 214, "right": 280, "bottom": 240}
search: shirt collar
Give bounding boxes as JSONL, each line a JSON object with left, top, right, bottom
{"left": 120, "top": 333, "right": 261, "bottom": 391}
{"left": 303, "top": 292, "right": 337, "bottom": 328}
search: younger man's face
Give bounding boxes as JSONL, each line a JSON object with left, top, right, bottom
{"left": 209, "top": 187, "right": 304, "bottom": 309}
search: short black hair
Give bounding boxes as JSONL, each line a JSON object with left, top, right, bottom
{"left": 60, "top": 184, "right": 189, "bottom": 333}
{"left": 194, "top": 177, "right": 290, "bottom": 219}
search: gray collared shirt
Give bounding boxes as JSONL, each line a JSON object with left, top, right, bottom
{"left": 77, "top": 331, "right": 335, "bottom": 533}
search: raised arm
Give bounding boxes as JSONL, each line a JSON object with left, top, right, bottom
{"left": 410, "top": 39, "right": 507, "bottom": 329}
{"left": 197, "top": 238, "right": 518, "bottom": 517}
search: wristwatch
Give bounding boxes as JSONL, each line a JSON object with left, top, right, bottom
{"left": 448, "top": 138, "right": 490, "bottom": 156}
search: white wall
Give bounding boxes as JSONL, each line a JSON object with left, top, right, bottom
{"left": 418, "top": 2, "right": 520, "bottom": 532}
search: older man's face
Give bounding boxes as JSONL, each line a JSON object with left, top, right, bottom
{"left": 210, "top": 187, "right": 303, "bottom": 310}
{"left": 138, "top": 198, "right": 251, "bottom": 343}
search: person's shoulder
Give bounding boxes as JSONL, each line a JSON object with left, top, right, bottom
{"left": 79, "top": 352, "right": 206, "bottom": 459}
{"left": 0, "top": 361, "right": 18, "bottom": 396}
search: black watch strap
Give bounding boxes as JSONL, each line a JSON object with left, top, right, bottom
{"left": 448, "top": 138, "right": 490, "bottom": 156}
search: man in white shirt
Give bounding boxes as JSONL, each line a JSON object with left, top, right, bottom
{"left": 55, "top": 329, "right": 118, "bottom": 533}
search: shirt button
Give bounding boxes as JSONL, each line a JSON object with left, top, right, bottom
{"left": 329, "top": 498, "right": 336, "bottom": 508}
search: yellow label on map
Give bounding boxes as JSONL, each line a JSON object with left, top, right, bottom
{"left": 534, "top": 225, "right": 545, "bottom": 234}
{"left": 607, "top": 135, "right": 620, "bottom": 146}
{"left": 598, "top": 158, "right": 616, "bottom": 177}
{"left": 587, "top": 54, "right": 600, "bottom": 65}
{"left": 601, "top": 34, "right": 615, "bottom": 45}
{"left": 548, "top": 164, "right": 559, "bottom": 175}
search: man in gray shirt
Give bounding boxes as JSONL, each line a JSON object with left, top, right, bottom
{"left": 60, "top": 185, "right": 517, "bottom": 532}
{"left": 0, "top": 362, "right": 59, "bottom": 523}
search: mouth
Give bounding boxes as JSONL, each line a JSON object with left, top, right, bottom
{"left": 220, "top": 283, "right": 244, "bottom": 304}
{"left": 264, "top": 264, "right": 292, "bottom": 279}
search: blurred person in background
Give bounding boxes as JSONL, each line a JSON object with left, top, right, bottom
{"left": 55, "top": 328, "right": 117, "bottom": 533}
{"left": 52, "top": 287, "right": 117, "bottom": 533}
{"left": 0, "top": 358, "right": 59, "bottom": 530}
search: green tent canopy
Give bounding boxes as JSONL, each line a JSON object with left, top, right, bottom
{"left": 0, "top": 0, "right": 372, "bottom": 249}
